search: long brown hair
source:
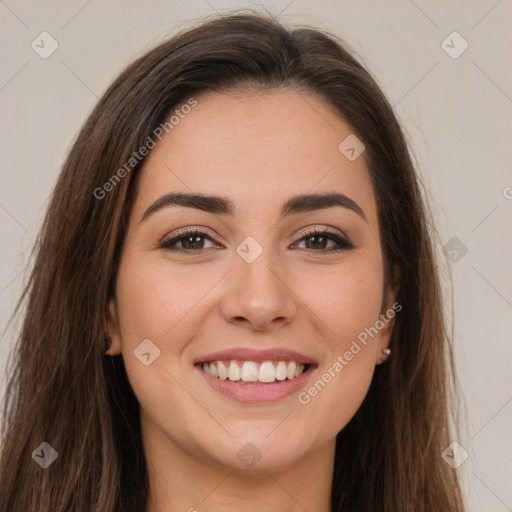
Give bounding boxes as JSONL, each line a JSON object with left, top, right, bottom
{"left": 0, "top": 10, "right": 465, "bottom": 511}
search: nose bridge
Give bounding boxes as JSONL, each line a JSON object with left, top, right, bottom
{"left": 221, "top": 233, "right": 297, "bottom": 329}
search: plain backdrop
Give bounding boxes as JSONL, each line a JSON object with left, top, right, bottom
{"left": 1, "top": 1, "right": 511, "bottom": 510}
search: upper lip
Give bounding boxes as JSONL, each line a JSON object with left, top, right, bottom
{"left": 194, "top": 347, "right": 318, "bottom": 365}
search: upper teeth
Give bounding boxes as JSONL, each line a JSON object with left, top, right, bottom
{"left": 202, "top": 360, "right": 306, "bottom": 383}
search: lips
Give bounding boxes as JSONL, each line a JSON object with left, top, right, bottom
{"left": 193, "top": 347, "right": 318, "bottom": 365}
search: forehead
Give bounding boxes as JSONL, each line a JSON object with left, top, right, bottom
{"left": 134, "top": 89, "right": 377, "bottom": 225}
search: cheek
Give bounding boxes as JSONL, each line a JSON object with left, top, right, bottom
{"left": 297, "top": 254, "right": 384, "bottom": 353}
{"left": 114, "top": 255, "right": 210, "bottom": 431}
{"left": 115, "top": 253, "right": 216, "bottom": 343}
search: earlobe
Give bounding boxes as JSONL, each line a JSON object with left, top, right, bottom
{"left": 376, "top": 311, "right": 395, "bottom": 365}
{"left": 105, "top": 297, "right": 122, "bottom": 356}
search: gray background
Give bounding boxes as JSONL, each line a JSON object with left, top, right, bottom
{"left": 1, "top": 1, "right": 511, "bottom": 510}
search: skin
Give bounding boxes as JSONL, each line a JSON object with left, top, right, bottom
{"left": 106, "top": 89, "right": 398, "bottom": 512}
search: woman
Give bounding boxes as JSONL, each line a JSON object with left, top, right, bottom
{"left": 0, "top": 10, "right": 466, "bottom": 512}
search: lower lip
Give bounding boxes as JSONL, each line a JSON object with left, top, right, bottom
{"left": 195, "top": 364, "right": 316, "bottom": 404}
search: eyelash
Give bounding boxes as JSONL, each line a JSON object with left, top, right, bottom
{"left": 159, "top": 227, "right": 354, "bottom": 256}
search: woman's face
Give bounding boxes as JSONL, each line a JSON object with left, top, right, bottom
{"left": 107, "top": 89, "right": 397, "bottom": 471}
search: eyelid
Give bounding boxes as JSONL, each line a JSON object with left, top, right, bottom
{"left": 161, "top": 225, "right": 220, "bottom": 241}
{"left": 298, "top": 225, "right": 347, "bottom": 240}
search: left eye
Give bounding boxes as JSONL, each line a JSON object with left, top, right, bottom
{"left": 159, "top": 227, "right": 354, "bottom": 254}
{"left": 295, "top": 228, "right": 353, "bottom": 252}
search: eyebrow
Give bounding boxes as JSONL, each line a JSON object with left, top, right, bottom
{"left": 140, "top": 191, "right": 368, "bottom": 223}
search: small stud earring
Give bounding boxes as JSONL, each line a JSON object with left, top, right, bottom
{"left": 380, "top": 347, "right": 391, "bottom": 363}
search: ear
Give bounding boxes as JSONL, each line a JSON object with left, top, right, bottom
{"left": 105, "top": 297, "right": 122, "bottom": 356}
{"left": 376, "top": 265, "right": 401, "bottom": 363}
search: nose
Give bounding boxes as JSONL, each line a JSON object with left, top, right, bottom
{"left": 219, "top": 247, "right": 298, "bottom": 331}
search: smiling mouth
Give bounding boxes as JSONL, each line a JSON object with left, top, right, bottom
{"left": 196, "top": 360, "right": 314, "bottom": 385}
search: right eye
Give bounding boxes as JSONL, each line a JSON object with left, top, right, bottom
{"left": 159, "top": 228, "right": 222, "bottom": 255}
